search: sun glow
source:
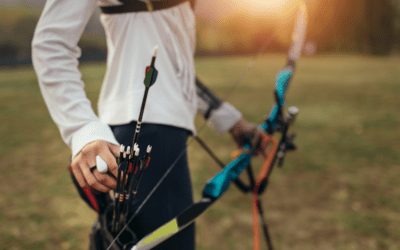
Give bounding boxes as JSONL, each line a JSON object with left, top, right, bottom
{"left": 235, "top": 0, "right": 295, "bottom": 15}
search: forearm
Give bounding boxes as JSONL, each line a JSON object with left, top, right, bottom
{"left": 195, "top": 77, "right": 242, "bottom": 134}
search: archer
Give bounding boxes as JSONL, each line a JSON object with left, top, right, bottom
{"left": 31, "top": 0, "right": 266, "bottom": 249}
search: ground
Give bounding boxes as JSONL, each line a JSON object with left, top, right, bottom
{"left": 0, "top": 54, "right": 399, "bottom": 250}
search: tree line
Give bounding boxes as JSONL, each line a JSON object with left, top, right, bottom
{"left": 196, "top": 0, "right": 400, "bottom": 55}
{"left": 1, "top": 0, "right": 399, "bottom": 66}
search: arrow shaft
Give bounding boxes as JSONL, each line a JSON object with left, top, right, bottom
{"left": 132, "top": 86, "right": 150, "bottom": 147}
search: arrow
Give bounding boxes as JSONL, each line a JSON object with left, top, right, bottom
{"left": 131, "top": 46, "right": 159, "bottom": 148}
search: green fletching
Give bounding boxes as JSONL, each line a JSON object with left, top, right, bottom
{"left": 144, "top": 68, "right": 154, "bottom": 87}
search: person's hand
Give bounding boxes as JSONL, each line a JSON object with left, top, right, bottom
{"left": 229, "top": 118, "right": 267, "bottom": 152}
{"left": 70, "top": 140, "right": 120, "bottom": 192}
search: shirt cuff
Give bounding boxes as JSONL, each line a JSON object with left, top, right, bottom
{"left": 208, "top": 102, "right": 242, "bottom": 134}
{"left": 71, "top": 121, "right": 120, "bottom": 160}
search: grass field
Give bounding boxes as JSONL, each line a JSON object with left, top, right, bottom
{"left": 1, "top": 54, "right": 399, "bottom": 250}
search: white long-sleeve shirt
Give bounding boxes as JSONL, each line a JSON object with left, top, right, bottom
{"left": 32, "top": 0, "right": 241, "bottom": 159}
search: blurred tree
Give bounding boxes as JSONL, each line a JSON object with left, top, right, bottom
{"left": 13, "top": 16, "right": 38, "bottom": 56}
{"left": 0, "top": 6, "right": 108, "bottom": 65}
{"left": 394, "top": 1, "right": 400, "bottom": 52}
{"left": 0, "top": 7, "right": 37, "bottom": 61}
{"left": 0, "top": 43, "right": 19, "bottom": 59}
{"left": 365, "top": 0, "right": 396, "bottom": 55}
{"left": 304, "top": 0, "right": 397, "bottom": 55}
{"left": 2, "top": 1, "right": 399, "bottom": 62}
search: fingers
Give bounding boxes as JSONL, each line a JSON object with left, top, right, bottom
{"left": 229, "top": 118, "right": 271, "bottom": 157}
{"left": 108, "top": 143, "right": 120, "bottom": 158}
{"left": 70, "top": 162, "right": 89, "bottom": 189}
{"left": 70, "top": 140, "right": 121, "bottom": 192}
{"left": 230, "top": 119, "right": 265, "bottom": 148}
{"left": 92, "top": 168, "right": 117, "bottom": 190}
{"left": 70, "top": 160, "right": 111, "bottom": 192}
{"left": 102, "top": 145, "right": 119, "bottom": 179}
{"left": 255, "top": 127, "right": 267, "bottom": 139}
{"left": 81, "top": 162, "right": 112, "bottom": 192}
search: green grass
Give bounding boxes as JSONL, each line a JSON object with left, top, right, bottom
{"left": 1, "top": 54, "right": 400, "bottom": 250}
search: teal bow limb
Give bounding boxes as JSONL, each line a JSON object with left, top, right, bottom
{"left": 275, "top": 68, "right": 293, "bottom": 106}
{"left": 202, "top": 151, "right": 252, "bottom": 199}
{"left": 261, "top": 68, "right": 293, "bottom": 132}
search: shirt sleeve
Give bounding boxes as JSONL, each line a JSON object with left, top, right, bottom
{"left": 32, "top": 0, "right": 119, "bottom": 159}
{"left": 195, "top": 77, "right": 242, "bottom": 134}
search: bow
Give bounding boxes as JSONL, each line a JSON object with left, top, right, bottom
{"left": 107, "top": 2, "right": 308, "bottom": 250}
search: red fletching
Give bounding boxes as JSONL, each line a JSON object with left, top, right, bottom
{"left": 145, "top": 157, "right": 151, "bottom": 169}
{"left": 127, "top": 162, "right": 133, "bottom": 173}
{"left": 83, "top": 188, "right": 99, "bottom": 212}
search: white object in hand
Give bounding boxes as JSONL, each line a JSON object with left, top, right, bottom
{"left": 96, "top": 155, "right": 108, "bottom": 173}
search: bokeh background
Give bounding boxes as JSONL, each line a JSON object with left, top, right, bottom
{"left": 1, "top": 0, "right": 399, "bottom": 249}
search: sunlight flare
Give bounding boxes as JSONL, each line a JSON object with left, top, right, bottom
{"left": 237, "top": 0, "right": 294, "bottom": 15}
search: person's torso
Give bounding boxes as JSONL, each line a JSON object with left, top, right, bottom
{"left": 97, "top": 0, "right": 198, "bottom": 133}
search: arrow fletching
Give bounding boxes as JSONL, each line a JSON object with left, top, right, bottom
{"left": 144, "top": 45, "right": 159, "bottom": 87}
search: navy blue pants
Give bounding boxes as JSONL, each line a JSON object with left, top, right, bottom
{"left": 110, "top": 122, "right": 195, "bottom": 250}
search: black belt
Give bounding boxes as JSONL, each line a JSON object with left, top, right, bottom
{"left": 100, "top": 0, "right": 190, "bottom": 14}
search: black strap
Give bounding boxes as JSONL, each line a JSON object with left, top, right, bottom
{"left": 101, "top": 0, "right": 192, "bottom": 14}
{"left": 195, "top": 77, "right": 223, "bottom": 120}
